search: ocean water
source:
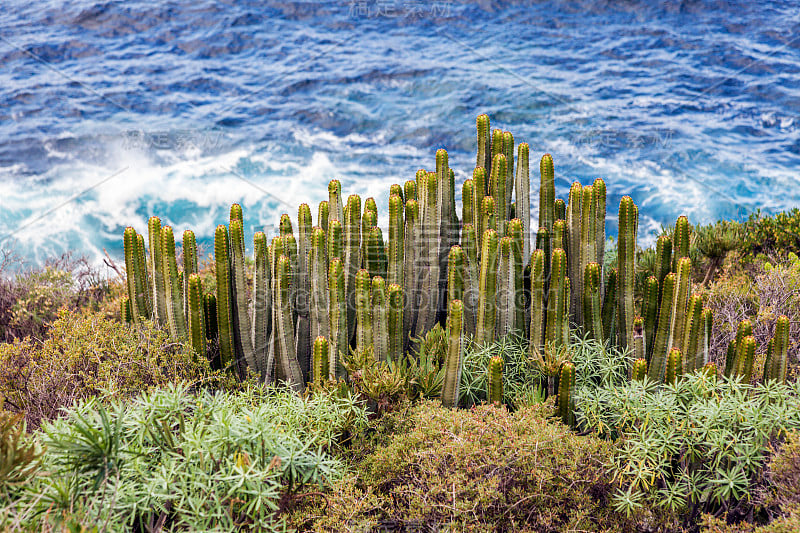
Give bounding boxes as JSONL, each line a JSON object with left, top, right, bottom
{"left": 1, "top": 0, "right": 799, "bottom": 267}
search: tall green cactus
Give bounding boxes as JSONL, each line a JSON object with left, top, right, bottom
{"left": 252, "top": 232, "right": 270, "bottom": 380}
{"left": 476, "top": 114, "right": 491, "bottom": 175}
{"left": 546, "top": 248, "right": 568, "bottom": 347}
{"left": 578, "top": 184, "right": 597, "bottom": 325}
{"left": 554, "top": 198, "right": 566, "bottom": 222}
{"left": 490, "top": 154, "right": 507, "bottom": 234}
{"left": 147, "top": 217, "right": 168, "bottom": 325}
{"left": 328, "top": 258, "right": 348, "bottom": 380}
{"left": 441, "top": 299, "right": 464, "bottom": 408}
{"left": 229, "top": 217, "right": 254, "bottom": 375}
{"left": 633, "top": 316, "right": 645, "bottom": 364}
{"left": 642, "top": 276, "right": 660, "bottom": 358}
{"left": 632, "top": 357, "right": 647, "bottom": 382}
{"left": 738, "top": 335, "right": 757, "bottom": 383}
{"left": 665, "top": 347, "right": 682, "bottom": 385}
{"left": 502, "top": 131, "right": 514, "bottom": 209}
{"left": 447, "top": 246, "right": 465, "bottom": 312}
{"left": 593, "top": 178, "right": 606, "bottom": 274}
{"left": 355, "top": 269, "right": 372, "bottom": 354}
{"left": 617, "top": 196, "right": 638, "bottom": 350}
{"left": 462, "top": 224, "right": 479, "bottom": 337}
{"left": 313, "top": 336, "right": 329, "bottom": 385}
{"left": 601, "top": 268, "right": 617, "bottom": 342}
{"left": 296, "top": 203, "right": 314, "bottom": 379}
{"left": 135, "top": 232, "right": 152, "bottom": 318}
{"left": 655, "top": 235, "right": 672, "bottom": 286}
{"left": 681, "top": 294, "right": 702, "bottom": 372}
{"left": 327, "top": 219, "right": 343, "bottom": 262}
{"left": 309, "top": 227, "right": 329, "bottom": 342}
{"left": 583, "top": 262, "right": 603, "bottom": 342}
{"left": 558, "top": 361, "right": 576, "bottom": 426}
{"left": 764, "top": 315, "right": 790, "bottom": 382}
{"left": 388, "top": 284, "right": 404, "bottom": 363}
{"left": 487, "top": 355, "right": 503, "bottom": 406}
{"left": 388, "top": 194, "right": 404, "bottom": 288}
{"left": 318, "top": 200, "right": 329, "bottom": 235}
{"left": 672, "top": 216, "right": 690, "bottom": 272}
{"left": 507, "top": 218, "right": 525, "bottom": 332}
{"left": 566, "top": 182, "right": 582, "bottom": 320}
{"left": 473, "top": 167, "right": 487, "bottom": 244}
{"left": 529, "top": 249, "right": 545, "bottom": 355}
{"left": 416, "top": 167, "right": 440, "bottom": 338}
{"left": 204, "top": 293, "right": 217, "bottom": 343}
{"left": 539, "top": 154, "right": 555, "bottom": 237}
{"left": 497, "top": 237, "right": 515, "bottom": 338}
{"left": 161, "top": 226, "right": 187, "bottom": 342}
{"left": 275, "top": 255, "right": 304, "bottom": 390}
{"left": 482, "top": 196, "right": 496, "bottom": 234}
{"left": 123, "top": 227, "right": 147, "bottom": 323}
{"left": 328, "top": 180, "right": 343, "bottom": 227}
{"left": 344, "top": 194, "right": 361, "bottom": 343}
{"left": 476, "top": 229, "right": 499, "bottom": 345}
{"left": 372, "top": 276, "right": 389, "bottom": 362}
{"left": 214, "top": 225, "right": 235, "bottom": 371}
{"left": 462, "top": 179, "right": 474, "bottom": 242}
{"left": 121, "top": 297, "right": 133, "bottom": 324}
{"left": 182, "top": 229, "right": 198, "bottom": 317}
{"left": 403, "top": 198, "right": 420, "bottom": 346}
{"left": 187, "top": 273, "right": 207, "bottom": 358}
{"left": 649, "top": 272, "right": 676, "bottom": 382}
{"left": 515, "top": 143, "right": 530, "bottom": 262}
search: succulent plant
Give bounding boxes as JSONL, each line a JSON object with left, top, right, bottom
{"left": 441, "top": 299, "right": 464, "bottom": 408}
{"left": 764, "top": 315, "right": 790, "bottom": 382}
{"left": 476, "top": 229, "right": 499, "bottom": 345}
{"left": 617, "top": 196, "right": 638, "bottom": 350}
{"left": 558, "top": 361, "right": 576, "bottom": 426}
{"left": 187, "top": 273, "right": 207, "bottom": 358}
{"left": 487, "top": 355, "right": 504, "bottom": 406}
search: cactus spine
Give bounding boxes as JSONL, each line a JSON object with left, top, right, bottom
{"left": 187, "top": 273, "right": 207, "bottom": 357}
{"left": 476, "top": 229, "right": 499, "bottom": 345}
{"left": 558, "top": 361, "right": 576, "bottom": 426}
{"left": 441, "top": 299, "right": 464, "bottom": 408}
{"left": 162, "top": 226, "right": 187, "bottom": 342}
{"left": 487, "top": 355, "right": 503, "bottom": 406}
{"left": 617, "top": 196, "right": 638, "bottom": 350}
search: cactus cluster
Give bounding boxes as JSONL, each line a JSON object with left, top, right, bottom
{"left": 123, "top": 113, "right": 751, "bottom": 413}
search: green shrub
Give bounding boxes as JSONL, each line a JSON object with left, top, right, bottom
{"left": 743, "top": 209, "right": 800, "bottom": 258}
{"left": 0, "top": 408, "right": 41, "bottom": 500}
{"left": 3, "top": 383, "right": 367, "bottom": 531}
{"left": 0, "top": 310, "right": 219, "bottom": 429}
{"left": 576, "top": 372, "right": 800, "bottom": 523}
{"left": 290, "top": 401, "right": 677, "bottom": 532}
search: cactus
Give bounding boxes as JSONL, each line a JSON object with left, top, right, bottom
{"left": 182, "top": 229, "right": 198, "bottom": 318}
{"left": 296, "top": 204, "right": 314, "bottom": 378}
{"left": 389, "top": 183, "right": 404, "bottom": 202}
{"left": 472, "top": 167, "right": 487, "bottom": 244}
{"left": 204, "top": 293, "right": 217, "bottom": 343}
{"left": 252, "top": 232, "right": 271, "bottom": 379}
{"left": 633, "top": 316, "right": 645, "bottom": 364}
{"left": 313, "top": 336, "right": 330, "bottom": 385}
{"left": 670, "top": 258, "right": 692, "bottom": 367}
{"left": 415, "top": 167, "right": 440, "bottom": 339}
{"left": 482, "top": 195, "right": 496, "bottom": 234}
{"left": 229, "top": 218, "right": 255, "bottom": 375}
{"left": 355, "top": 269, "right": 372, "bottom": 354}
{"left": 655, "top": 235, "right": 672, "bottom": 286}
{"left": 529, "top": 249, "right": 545, "bottom": 355}
{"left": 403, "top": 199, "right": 420, "bottom": 347}
{"left": 502, "top": 131, "right": 514, "bottom": 209}
{"left": 275, "top": 255, "right": 304, "bottom": 390}
{"left": 649, "top": 272, "right": 676, "bottom": 382}
{"left": 328, "top": 180, "right": 343, "bottom": 228}
{"left": 672, "top": 216, "right": 690, "bottom": 272}
{"left": 642, "top": 276, "right": 659, "bottom": 358}
{"left": 554, "top": 198, "right": 566, "bottom": 222}
{"left": 536, "top": 227, "right": 551, "bottom": 293}
{"left": 740, "top": 335, "right": 757, "bottom": 383}
{"left": 388, "top": 194, "right": 404, "bottom": 288}
{"left": 539, "top": 154, "right": 555, "bottom": 237}
{"left": 147, "top": 217, "right": 168, "bottom": 325}
{"left": 632, "top": 358, "right": 647, "bottom": 382}
{"left": 578, "top": 184, "right": 597, "bottom": 324}
{"left": 558, "top": 361, "right": 576, "bottom": 426}
{"left": 665, "top": 347, "right": 682, "bottom": 385}
{"left": 309, "top": 227, "right": 329, "bottom": 342}
{"left": 327, "top": 219, "right": 343, "bottom": 262}
{"left": 462, "top": 179, "right": 475, "bottom": 242}
{"left": 344, "top": 194, "right": 361, "bottom": 343}
{"left": 187, "top": 273, "right": 207, "bottom": 358}
{"left": 702, "top": 362, "right": 717, "bottom": 379}
{"left": 328, "top": 258, "right": 348, "bottom": 380}
{"left": 601, "top": 268, "right": 617, "bottom": 342}
{"left": 404, "top": 179, "right": 417, "bottom": 203}
{"left": 507, "top": 219, "right": 525, "bottom": 331}
{"left": 583, "top": 262, "right": 603, "bottom": 342}
{"left": 365, "top": 226, "right": 387, "bottom": 280}
{"left": 764, "top": 315, "right": 790, "bottom": 382}
{"left": 617, "top": 196, "right": 638, "bottom": 350}
{"left": 566, "top": 182, "right": 582, "bottom": 320}
{"left": 388, "top": 284, "right": 404, "bottom": 363}
{"left": 497, "top": 237, "right": 515, "bottom": 338}
{"left": 515, "top": 143, "right": 531, "bottom": 263}
{"left": 123, "top": 227, "right": 148, "bottom": 322}
{"left": 681, "top": 294, "right": 702, "bottom": 372}
{"left": 699, "top": 308, "right": 713, "bottom": 372}
{"left": 121, "top": 297, "right": 132, "bottom": 324}
{"left": 372, "top": 276, "right": 389, "bottom": 362}
{"left": 487, "top": 356, "right": 504, "bottom": 406}
{"left": 135, "top": 232, "right": 152, "bottom": 318}
{"left": 447, "top": 246, "right": 465, "bottom": 311}
{"left": 462, "top": 224, "right": 479, "bottom": 336}
{"left": 476, "top": 229, "right": 499, "bottom": 345}
{"left": 162, "top": 226, "right": 188, "bottom": 342}
{"left": 318, "top": 200, "right": 329, "bottom": 235}
{"left": 441, "top": 299, "right": 464, "bottom": 408}
{"left": 490, "top": 154, "right": 507, "bottom": 234}
{"left": 476, "top": 114, "right": 492, "bottom": 175}
{"left": 545, "top": 248, "right": 568, "bottom": 347}
{"left": 593, "top": 178, "right": 606, "bottom": 274}
{"left": 214, "top": 225, "right": 236, "bottom": 371}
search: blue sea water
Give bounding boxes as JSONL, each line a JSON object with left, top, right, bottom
{"left": 1, "top": 0, "right": 799, "bottom": 267}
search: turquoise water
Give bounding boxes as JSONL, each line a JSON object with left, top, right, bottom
{"left": 1, "top": 1, "right": 799, "bottom": 266}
